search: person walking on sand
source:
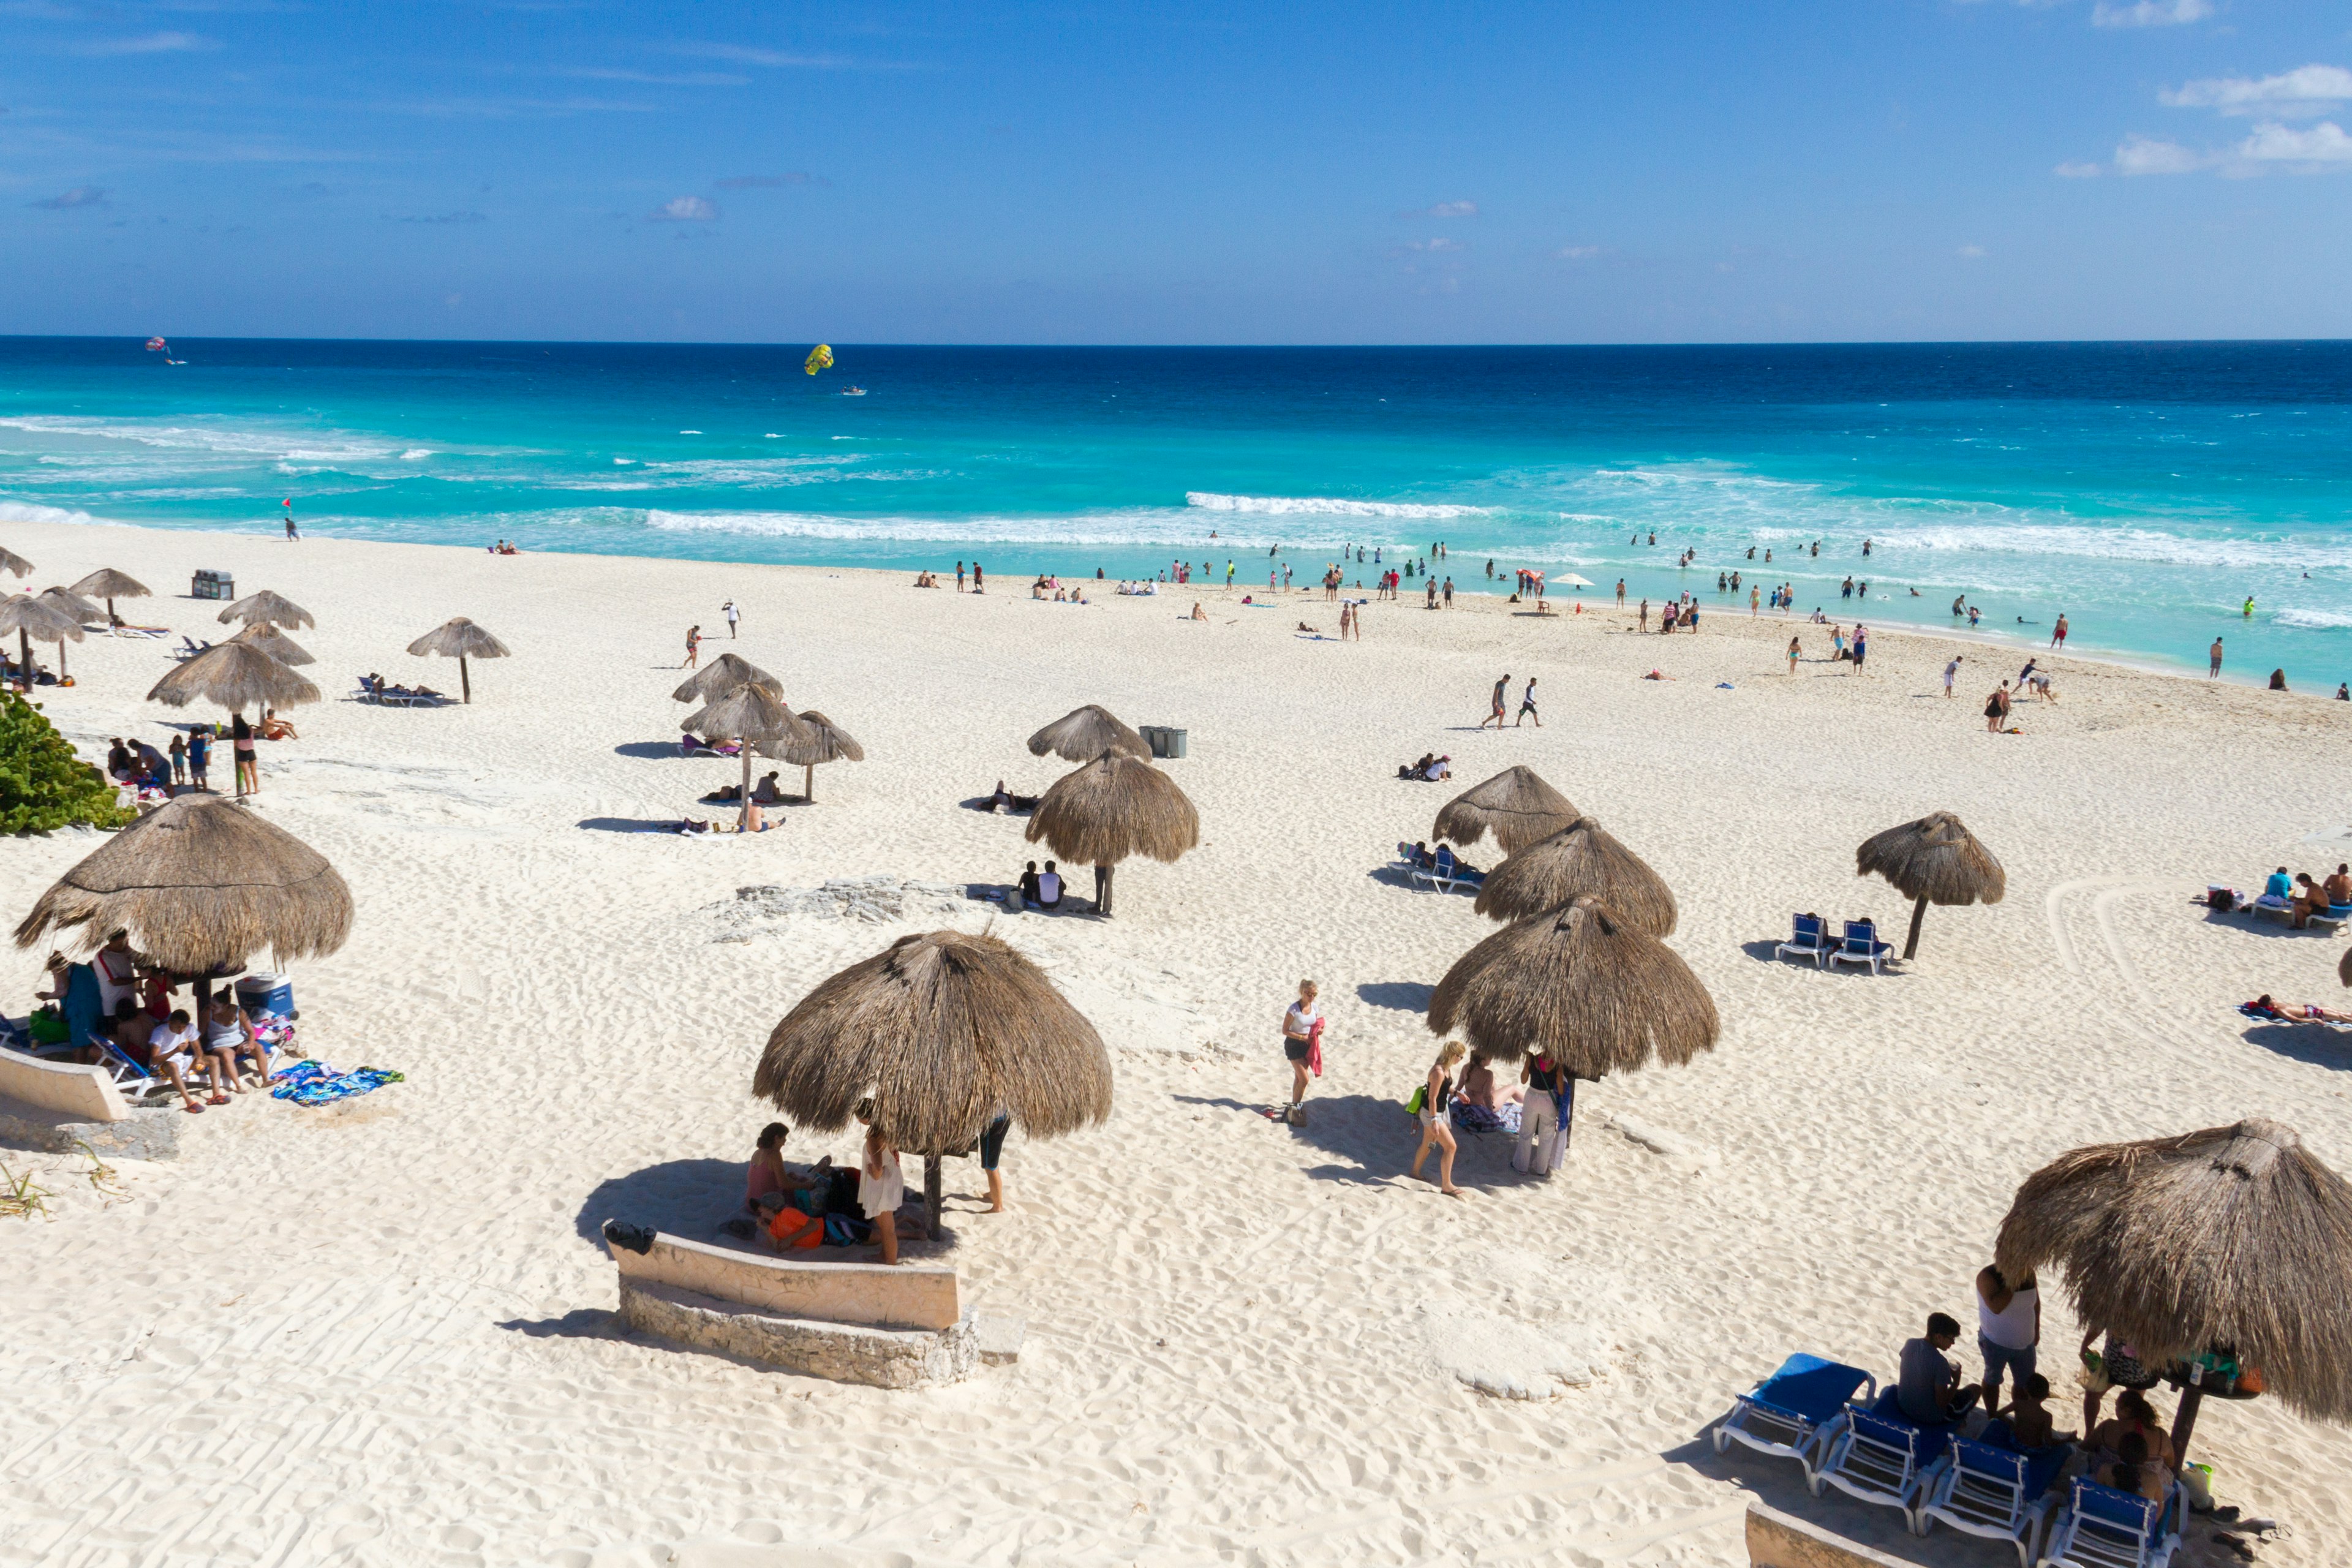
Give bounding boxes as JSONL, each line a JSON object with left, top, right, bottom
{"left": 1480, "top": 674, "right": 1510, "bottom": 729}
{"left": 722, "top": 600, "right": 740, "bottom": 638}
{"left": 978, "top": 1107, "right": 1011, "bottom": 1213}
{"left": 1410, "top": 1041, "right": 1466, "bottom": 1197}
{"left": 1515, "top": 677, "right": 1541, "bottom": 727}
{"left": 1985, "top": 682, "right": 2011, "bottom": 733}
{"left": 2050, "top": 613, "right": 2067, "bottom": 649}
{"left": 1281, "top": 980, "right": 1322, "bottom": 1125}
{"left": 1943, "top": 655, "right": 1961, "bottom": 698}
{"left": 1615, "top": 578, "right": 1626, "bottom": 606}
{"left": 1787, "top": 636, "right": 1801, "bottom": 676}
{"left": 973, "top": 560, "right": 985, "bottom": 594}
{"left": 684, "top": 625, "right": 701, "bottom": 669}
{"left": 2209, "top": 637, "right": 2223, "bottom": 677}
{"left": 956, "top": 560, "right": 966, "bottom": 592}
{"left": 283, "top": 501, "right": 298, "bottom": 542}
{"left": 231, "top": 712, "right": 258, "bottom": 797}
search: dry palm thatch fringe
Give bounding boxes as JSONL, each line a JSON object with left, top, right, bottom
{"left": 0, "top": 546, "right": 31, "bottom": 579}
{"left": 0, "top": 594, "right": 86, "bottom": 683}
{"left": 229, "top": 622, "right": 315, "bottom": 667}
{"left": 1996, "top": 1118, "right": 2352, "bottom": 1430}
{"left": 1427, "top": 895, "right": 1719, "bottom": 1076}
{"left": 672, "top": 652, "right": 779, "bottom": 705}
{"left": 216, "top": 590, "right": 314, "bottom": 631}
{"left": 1433, "top": 766, "right": 1578, "bottom": 856}
{"left": 753, "top": 929, "right": 1113, "bottom": 1156}
{"left": 1025, "top": 752, "right": 1199, "bottom": 867}
{"left": 69, "top": 568, "right": 149, "bottom": 604}
{"left": 147, "top": 642, "right": 320, "bottom": 714}
{"left": 2341, "top": 946, "right": 2352, "bottom": 989}
{"left": 1856, "top": 810, "right": 2005, "bottom": 959}
{"left": 407, "top": 617, "right": 510, "bottom": 703}
{"left": 38, "top": 588, "right": 103, "bottom": 625}
{"left": 13, "top": 793, "right": 353, "bottom": 975}
{"left": 1472, "top": 815, "right": 1677, "bottom": 935}
{"left": 684, "top": 682, "right": 808, "bottom": 826}
{"left": 1027, "top": 704, "right": 1150, "bottom": 764}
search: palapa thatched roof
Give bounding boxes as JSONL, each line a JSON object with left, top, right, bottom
{"left": 1426, "top": 895, "right": 1719, "bottom": 1076}
{"left": 1472, "top": 815, "right": 1677, "bottom": 935}
{"left": 777, "top": 709, "right": 864, "bottom": 767}
{"left": 1025, "top": 752, "right": 1200, "bottom": 867}
{"left": 69, "top": 568, "right": 149, "bottom": 601}
{"left": 0, "top": 594, "right": 88, "bottom": 644}
{"left": 1027, "top": 704, "right": 1150, "bottom": 763}
{"left": 147, "top": 641, "right": 320, "bottom": 711}
{"left": 229, "top": 622, "right": 315, "bottom": 667}
{"left": 407, "top": 617, "right": 510, "bottom": 661}
{"left": 672, "top": 652, "right": 779, "bottom": 704}
{"left": 753, "top": 928, "right": 1113, "bottom": 1155}
{"left": 0, "top": 546, "right": 30, "bottom": 579}
{"left": 1856, "top": 810, "right": 2005, "bottom": 907}
{"left": 2340, "top": 946, "right": 2351, "bottom": 989}
{"left": 1996, "top": 1119, "right": 2352, "bottom": 1423}
{"left": 217, "top": 589, "right": 314, "bottom": 631}
{"left": 13, "top": 793, "right": 353, "bottom": 974}
{"left": 37, "top": 587, "right": 104, "bottom": 625}
{"left": 683, "top": 681, "right": 806, "bottom": 747}
{"left": 1433, "top": 766, "right": 1579, "bottom": 855}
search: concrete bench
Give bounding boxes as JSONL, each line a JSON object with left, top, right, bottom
{"left": 1745, "top": 1502, "right": 1913, "bottom": 1567}
{"left": 0, "top": 1047, "right": 177, "bottom": 1160}
{"left": 603, "top": 1224, "right": 1009, "bottom": 1389}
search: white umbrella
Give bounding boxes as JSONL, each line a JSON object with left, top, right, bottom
{"left": 1556, "top": 573, "right": 1596, "bottom": 588}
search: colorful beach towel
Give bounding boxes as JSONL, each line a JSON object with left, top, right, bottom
{"left": 270, "top": 1058, "right": 405, "bottom": 1107}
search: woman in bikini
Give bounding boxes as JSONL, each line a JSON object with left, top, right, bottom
{"left": 1410, "top": 1041, "right": 1467, "bottom": 1197}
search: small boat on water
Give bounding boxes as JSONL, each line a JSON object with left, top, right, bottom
{"left": 839, "top": 386, "right": 867, "bottom": 397}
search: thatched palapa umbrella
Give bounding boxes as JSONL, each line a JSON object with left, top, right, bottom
{"left": 672, "top": 652, "right": 779, "bottom": 706}
{"left": 755, "top": 929, "right": 1113, "bottom": 1238}
{"left": 230, "top": 621, "right": 315, "bottom": 667}
{"left": 1434, "top": 766, "right": 1578, "bottom": 856}
{"left": 1473, "top": 815, "right": 1677, "bottom": 935}
{"left": 36, "top": 589, "right": 100, "bottom": 679}
{"left": 0, "top": 594, "right": 85, "bottom": 688}
{"left": 14, "top": 792, "right": 352, "bottom": 1014}
{"left": 2340, "top": 946, "right": 2351, "bottom": 990}
{"left": 1856, "top": 810, "right": 2004, "bottom": 959}
{"left": 775, "top": 709, "right": 864, "bottom": 803}
{"left": 683, "top": 681, "right": 807, "bottom": 830}
{"left": 69, "top": 568, "right": 149, "bottom": 630}
{"left": 0, "top": 546, "right": 30, "bottom": 579}
{"left": 147, "top": 645, "right": 320, "bottom": 794}
{"left": 1028, "top": 704, "right": 1150, "bottom": 764}
{"left": 1024, "top": 751, "right": 1199, "bottom": 917}
{"left": 406, "top": 617, "right": 508, "bottom": 704}
{"left": 217, "top": 589, "right": 314, "bottom": 631}
{"left": 1996, "top": 1119, "right": 2352, "bottom": 1464}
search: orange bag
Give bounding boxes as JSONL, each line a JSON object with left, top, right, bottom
{"left": 766, "top": 1205, "right": 824, "bottom": 1250}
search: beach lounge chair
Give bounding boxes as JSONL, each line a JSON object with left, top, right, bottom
{"left": 1714, "top": 1353, "right": 1876, "bottom": 1477}
{"left": 1776, "top": 914, "right": 1835, "bottom": 968}
{"left": 1412, "top": 845, "right": 1470, "bottom": 894}
{"left": 1807, "top": 1395, "right": 1949, "bottom": 1518}
{"left": 1915, "top": 1434, "right": 2071, "bottom": 1566}
{"left": 1827, "top": 919, "right": 1894, "bottom": 975}
{"left": 2035, "top": 1479, "right": 2181, "bottom": 1568}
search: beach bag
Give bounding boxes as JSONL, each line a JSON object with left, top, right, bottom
{"left": 28, "top": 1006, "right": 67, "bottom": 1045}
{"left": 1404, "top": 1084, "right": 1426, "bottom": 1115}
{"left": 767, "top": 1207, "right": 825, "bottom": 1250}
{"left": 2208, "top": 887, "right": 2237, "bottom": 912}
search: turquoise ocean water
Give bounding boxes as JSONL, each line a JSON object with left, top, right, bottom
{"left": 3, "top": 337, "right": 2350, "bottom": 684}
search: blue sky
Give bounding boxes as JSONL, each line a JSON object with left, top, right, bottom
{"left": 3, "top": 0, "right": 2350, "bottom": 342}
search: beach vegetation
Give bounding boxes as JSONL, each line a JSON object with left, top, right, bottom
{"left": 0, "top": 692, "right": 132, "bottom": 834}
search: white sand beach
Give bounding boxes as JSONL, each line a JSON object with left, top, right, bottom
{"left": 4, "top": 515, "right": 2350, "bottom": 1568}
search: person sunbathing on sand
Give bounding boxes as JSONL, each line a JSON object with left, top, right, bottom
{"left": 2249, "top": 994, "right": 2351, "bottom": 1023}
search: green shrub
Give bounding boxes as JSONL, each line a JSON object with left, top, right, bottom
{"left": 0, "top": 692, "right": 134, "bottom": 834}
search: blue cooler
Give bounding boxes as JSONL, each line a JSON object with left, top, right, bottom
{"left": 236, "top": 973, "right": 296, "bottom": 1020}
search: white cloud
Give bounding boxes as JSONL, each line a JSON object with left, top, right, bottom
{"left": 1958, "top": 244, "right": 1988, "bottom": 258}
{"left": 2236, "top": 119, "right": 2352, "bottom": 165}
{"left": 1555, "top": 244, "right": 1600, "bottom": 259}
{"left": 2053, "top": 160, "right": 2104, "bottom": 178}
{"left": 81, "top": 29, "right": 216, "bottom": 53}
{"left": 2163, "top": 65, "right": 2352, "bottom": 118}
{"left": 1428, "top": 200, "right": 1476, "bottom": 217}
{"left": 1392, "top": 237, "right": 1463, "bottom": 252}
{"left": 2114, "top": 134, "right": 2208, "bottom": 174}
{"left": 2092, "top": 0, "right": 2209, "bottom": 26}
{"left": 649, "top": 195, "right": 718, "bottom": 221}
{"left": 29, "top": 186, "right": 107, "bottom": 209}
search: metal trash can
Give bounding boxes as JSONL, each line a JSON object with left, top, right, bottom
{"left": 1144, "top": 726, "right": 1187, "bottom": 760}
{"left": 192, "top": 569, "right": 235, "bottom": 601}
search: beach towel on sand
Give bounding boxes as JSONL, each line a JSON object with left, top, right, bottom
{"left": 270, "top": 1058, "right": 405, "bottom": 1107}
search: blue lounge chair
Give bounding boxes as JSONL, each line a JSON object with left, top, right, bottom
{"left": 1776, "top": 914, "right": 1834, "bottom": 968}
{"left": 1827, "top": 918, "right": 1894, "bottom": 975}
{"left": 1809, "top": 1393, "right": 1950, "bottom": 1517}
{"left": 2036, "top": 1478, "right": 2180, "bottom": 1568}
{"left": 1714, "top": 1353, "right": 1876, "bottom": 1476}
{"left": 1916, "top": 1433, "right": 2071, "bottom": 1566}
{"left": 1412, "top": 845, "right": 1477, "bottom": 894}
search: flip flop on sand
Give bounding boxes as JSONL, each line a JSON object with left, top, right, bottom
{"left": 206, "top": 1093, "right": 229, "bottom": 1106}
{"left": 182, "top": 1102, "right": 204, "bottom": 1114}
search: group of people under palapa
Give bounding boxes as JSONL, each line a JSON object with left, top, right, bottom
{"left": 28, "top": 930, "right": 279, "bottom": 1114}
{"left": 733, "top": 1104, "right": 1014, "bottom": 1267}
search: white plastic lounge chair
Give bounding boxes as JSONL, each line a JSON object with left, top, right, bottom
{"left": 1827, "top": 919, "right": 1894, "bottom": 975}
{"left": 1915, "top": 1433, "right": 2070, "bottom": 1566}
{"left": 1776, "top": 914, "right": 1835, "bottom": 968}
{"left": 2036, "top": 1478, "right": 2181, "bottom": 1568}
{"left": 1714, "top": 1353, "right": 1875, "bottom": 1477}
{"left": 1411, "top": 846, "right": 1472, "bottom": 894}
{"left": 1808, "top": 1398, "right": 1949, "bottom": 1518}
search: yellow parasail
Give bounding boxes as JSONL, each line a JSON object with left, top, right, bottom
{"left": 804, "top": 344, "right": 833, "bottom": 375}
